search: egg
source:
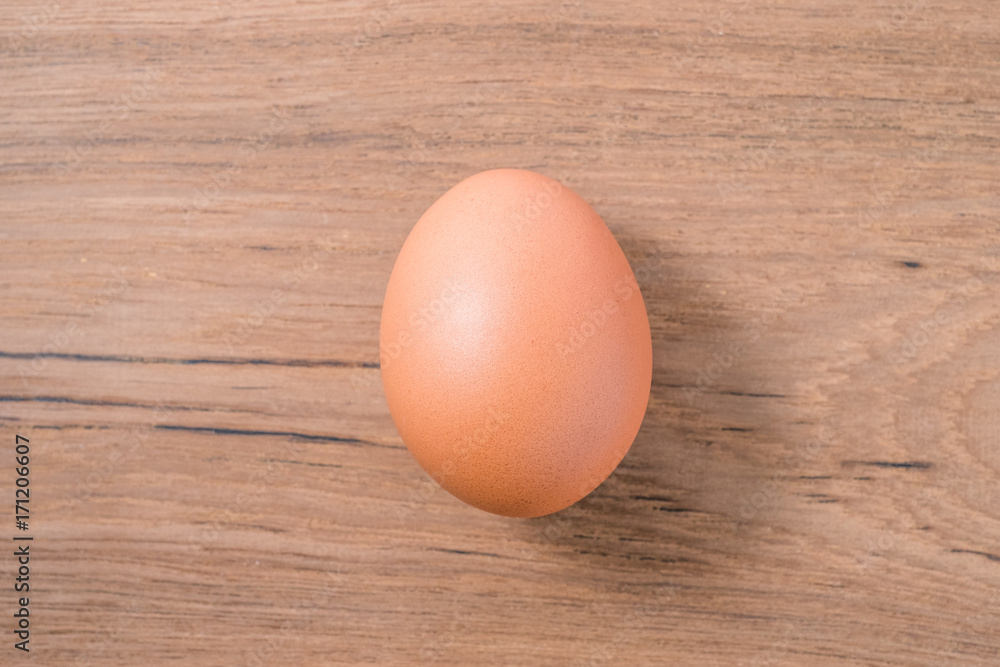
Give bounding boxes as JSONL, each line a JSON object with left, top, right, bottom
{"left": 380, "top": 169, "right": 652, "bottom": 518}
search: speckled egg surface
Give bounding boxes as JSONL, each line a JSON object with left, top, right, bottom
{"left": 379, "top": 169, "right": 652, "bottom": 518}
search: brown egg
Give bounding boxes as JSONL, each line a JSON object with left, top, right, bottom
{"left": 380, "top": 169, "right": 652, "bottom": 518}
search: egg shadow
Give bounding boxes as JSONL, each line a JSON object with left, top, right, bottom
{"left": 509, "top": 226, "right": 797, "bottom": 591}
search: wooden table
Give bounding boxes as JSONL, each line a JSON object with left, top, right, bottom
{"left": 2, "top": 1, "right": 998, "bottom": 664}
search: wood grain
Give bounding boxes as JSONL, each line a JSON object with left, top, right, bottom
{"left": 2, "top": 0, "right": 998, "bottom": 665}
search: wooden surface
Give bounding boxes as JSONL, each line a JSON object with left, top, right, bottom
{"left": 2, "top": 1, "right": 999, "bottom": 665}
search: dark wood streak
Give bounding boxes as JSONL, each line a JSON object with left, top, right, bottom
{"left": 0, "top": 395, "right": 250, "bottom": 413}
{"left": 190, "top": 521, "right": 287, "bottom": 534}
{"left": 841, "top": 461, "right": 934, "bottom": 470}
{"left": 655, "top": 507, "right": 705, "bottom": 513}
{"left": 717, "top": 391, "right": 788, "bottom": 398}
{"left": 155, "top": 424, "right": 398, "bottom": 448}
{"left": 262, "top": 458, "right": 344, "bottom": 468}
{"left": 428, "top": 548, "right": 504, "bottom": 559}
{"left": 951, "top": 549, "right": 1000, "bottom": 563}
{"left": 0, "top": 350, "right": 378, "bottom": 369}
{"left": 30, "top": 424, "right": 113, "bottom": 430}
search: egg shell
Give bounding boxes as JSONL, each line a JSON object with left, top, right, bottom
{"left": 380, "top": 169, "right": 652, "bottom": 518}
